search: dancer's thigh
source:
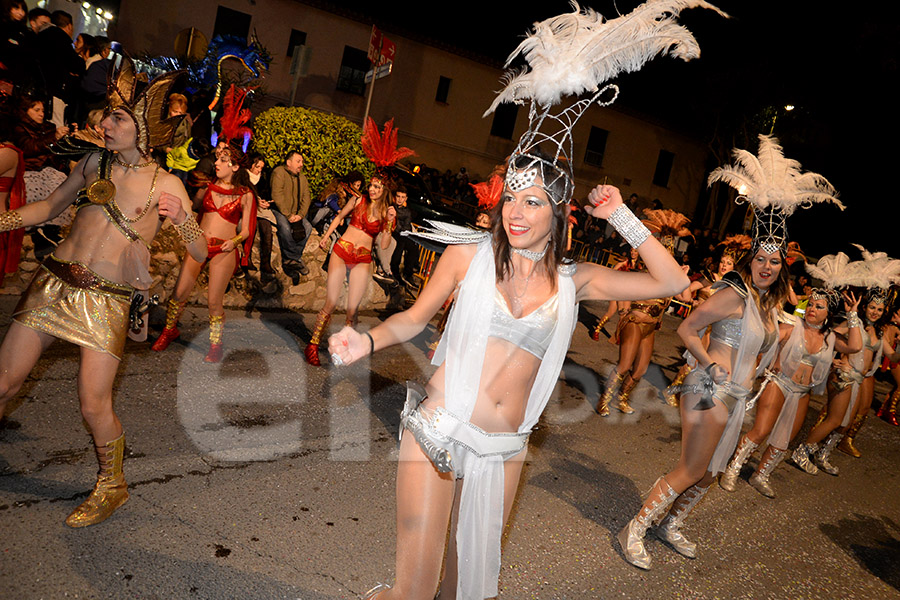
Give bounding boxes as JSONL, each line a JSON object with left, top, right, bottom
{"left": 669, "top": 392, "right": 729, "bottom": 491}
{"left": 0, "top": 322, "right": 56, "bottom": 401}
{"left": 748, "top": 384, "right": 785, "bottom": 442}
{"left": 393, "top": 434, "right": 456, "bottom": 599}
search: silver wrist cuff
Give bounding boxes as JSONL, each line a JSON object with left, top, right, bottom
{"left": 607, "top": 205, "right": 651, "bottom": 248}
{"left": 847, "top": 311, "right": 861, "bottom": 328}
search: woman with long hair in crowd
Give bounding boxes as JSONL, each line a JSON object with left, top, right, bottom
{"left": 718, "top": 268, "right": 862, "bottom": 497}
{"left": 304, "top": 172, "right": 396, "bottom": 365}
{"left": 596, "top": 209, "right": 691, "bottom": 416}
{"left": 663, "top": 235, "right": 751, "bottom": 406}
{"left": 151, "top": 140, "right": 256, "bottom": 362}
{"left": 1, "top": 114, "right": 25, "bottom": 285}
{"left": 303, "top": 119, "right": 407, "bottom": 366}
{"left": 875, "top": 301, "right": 900, "bottom": 426}
{"left": 618, "top": 135, "right": 841, "bottom": 570}
{"left": 326, "top": 3, "right": 731, "bottom": 596}
{"left": 792, "top": 252, "right": 900, "bottom": 473}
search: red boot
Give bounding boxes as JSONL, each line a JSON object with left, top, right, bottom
{"left": 151, "top": 298, "right": 186, "bottom": 352}
{"left": 204, "top": 315, "right": 224, "bottom": 363}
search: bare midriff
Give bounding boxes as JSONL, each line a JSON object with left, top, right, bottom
{"left": 423, "top": 337, "right": 542, "bottom": 434}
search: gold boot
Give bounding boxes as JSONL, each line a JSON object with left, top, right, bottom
{"left": 617, "top": 374, "right": 638, "bottom": 414}
{"left": 664, "top": 364, "right": 690, "bottom": 407}
{"left": 838, "top": 413, "right": 866, "bottom": 458}
{"left": 597, "top": 370, "right": 626, "bottom": 417}
{"left": 66, "top": 433, "right": 129, "bottom": 527}
{"left": 304, "top": 310, "right": 332, "bottom": 366}
{"left": 876, "top": 389, "right": 900, "bottom": 426}
{"left": 204, "top": 314, "right": 225, "bottom": 363}
{"left": 591, "top": 315, "right": 610, "bottom": 341}
{"left": 813, "top": 404, "right": 828, "bottom": 429}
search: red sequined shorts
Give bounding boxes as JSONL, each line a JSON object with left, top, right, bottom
{"left": 332, "top": 238, "right": 372, "bottom": 266}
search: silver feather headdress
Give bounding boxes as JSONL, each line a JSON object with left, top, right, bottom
{"left": 708, "top": 134, "right": 843, "bottom": 256}
{"left": 486, "top": 0, "right": 727, "bottom": 205}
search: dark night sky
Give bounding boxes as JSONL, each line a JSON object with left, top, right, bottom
{"left": 320, "top": 0, "right": 899, "bottom": 259}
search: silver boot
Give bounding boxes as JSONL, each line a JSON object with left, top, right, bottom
{"left": 814, "top": 432, "right": 841, "bottom": 475}
{"left": 617, "top": 476, "right": 678, "bottom": 570}
{"left": 791, "top": 442, "right": 819, "bottom": 475}
{"left": 654, "top": 483, "right": 710, "bottom": 559}
{"left": 749, "top": 447, "right": 787, "bottom": 498}
{"left": 719, "top": 434, "right": 759, "bottom": 492}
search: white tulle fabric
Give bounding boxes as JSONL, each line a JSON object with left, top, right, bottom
{"left": 707, "top": 278, "right": 779, "bottom": 475}
{"left": 431, "top": 238, "right": 577, "bottom": 600}
{"left": 767, "top": 320, "right": 836, "bottom": 448}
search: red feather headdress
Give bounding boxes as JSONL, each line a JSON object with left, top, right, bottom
{"left": 470, "top": 175, "right": 505, "bottom": 209}
{"left": 361, "top": 117, "right": 416, "bottom": 168}
{"left": 218, "top": 84, "right": 253, "bottom": 147}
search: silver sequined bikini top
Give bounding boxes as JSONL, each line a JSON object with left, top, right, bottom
{"left": 489, "top": 287, "right": 559, "bottom": 359}
{"left": 709, "top": 318, "right": 777, "bottom": 353}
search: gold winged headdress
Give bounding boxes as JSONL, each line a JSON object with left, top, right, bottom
{"left": 106, "top": 54, "right": 186, "bottom": 156}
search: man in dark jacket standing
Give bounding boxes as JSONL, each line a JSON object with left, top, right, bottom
{"left": 388, "top": 185, "right": 417, "bottom": 288}
{"left": 36, "top": 10, "right": 83, "bottom": 125}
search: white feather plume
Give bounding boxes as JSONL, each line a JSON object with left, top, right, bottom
{"left": 484, "top": 0, "right": 728, "bottom": 115}
{"left": 848, "top": 245, "right": 900, "bottom": 289}
{"left": 708, "top": 134, "right": 843, "bottom": 215}
{"left": 805, "top": 252, "right": 852, "bottom": 288}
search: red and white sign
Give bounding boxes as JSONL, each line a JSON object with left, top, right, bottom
{"left": 368, "top": 25, "right": 396, "bottom": 66}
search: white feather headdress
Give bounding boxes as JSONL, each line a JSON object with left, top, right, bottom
{"left": 805, "top": 252, "right": 853, "bottom": 289}
{"left": 487, "top": 0, "right": 726, "bottom": 204}
{"left": 708, "top": 135, "right": 842, "bottom": 255}
{"left": 847, "top": 245, "right": 900, "bottom": 297}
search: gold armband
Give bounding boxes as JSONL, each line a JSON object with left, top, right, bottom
{"left": 231, "top": 234, "right": 244, "bottom": 246}
{"left": 0, "top": 210, "right": 24, "bottom": 233}
{"left": 174, "top": 214, "right": 204, "bottom": 244}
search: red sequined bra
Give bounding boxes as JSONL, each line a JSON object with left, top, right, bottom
{"left": 349, "top": 198, "right": 386, "bottom": 237}
{"left": 200, "top": 183, "right": 257, "bottom": 266}
{"left": 202, "top": 183, "right": 249, "bottom": 225}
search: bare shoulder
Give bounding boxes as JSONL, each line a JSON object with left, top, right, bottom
{"left": 156, "top": 168, "right": 189, "bottom": 196}
{"left": 572, "top": 260, "right": 609, "bottom": 287}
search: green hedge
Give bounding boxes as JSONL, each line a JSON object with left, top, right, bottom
{"left": 251, "top": 106, "right": 373, "bottom": 195}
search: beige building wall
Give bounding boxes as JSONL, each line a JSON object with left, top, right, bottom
{"left": 113, "top": 0, "right": 707, "bottom": 213}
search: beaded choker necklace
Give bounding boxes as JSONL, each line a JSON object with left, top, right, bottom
{"left": 512, "top": 243, "right": 548, "bottom": 262}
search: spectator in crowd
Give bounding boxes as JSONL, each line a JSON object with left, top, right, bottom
{"left": 26, "top": 6, "right": 49, "bottom": 34}
{"left": 247, "top": 153, "right": 278, "bottom": 288}
{"left": 79, "top": 36, "right": 112, "bottom": 115}
{"left": 13, "top": 94, "right": 67, "bottom": 171}
{"left": 474, "top": 209, "right": 491, "bottom": 230}
{"left": 270, "top": 150, "right": 312, "bottom": 283}
{"left": 389, "top": 184, "right": 417, "bottom": 288}
{"left": 0, "top": 0, "right": 27, "bottom": 84}
{"left": 35, "top": 9, "right": 83, "bottom": 125}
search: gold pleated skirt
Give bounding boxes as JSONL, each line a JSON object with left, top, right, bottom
{"left": 13, "top": 255, "right": 132, "bottom": 359}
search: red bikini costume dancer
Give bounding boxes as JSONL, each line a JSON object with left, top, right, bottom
{"left": 332, "top": 196, "right": 386, "bottom": 265}
{"left": 0, "top": 142, "right": 26, "bottom": 285}
{"left": 304, "top": 118, "right": 404, "bottom": 366}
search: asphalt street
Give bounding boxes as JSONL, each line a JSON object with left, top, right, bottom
{"left": 1, "top": 296, "right": 898, "bottom": 600}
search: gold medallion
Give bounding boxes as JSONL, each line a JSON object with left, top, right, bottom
{"left": 87, "top": 178, "right": 116, "bottom": 205}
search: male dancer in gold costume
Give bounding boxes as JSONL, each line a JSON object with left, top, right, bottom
{"left": 0, "top": 56, "right": 207, "bottom": 526}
